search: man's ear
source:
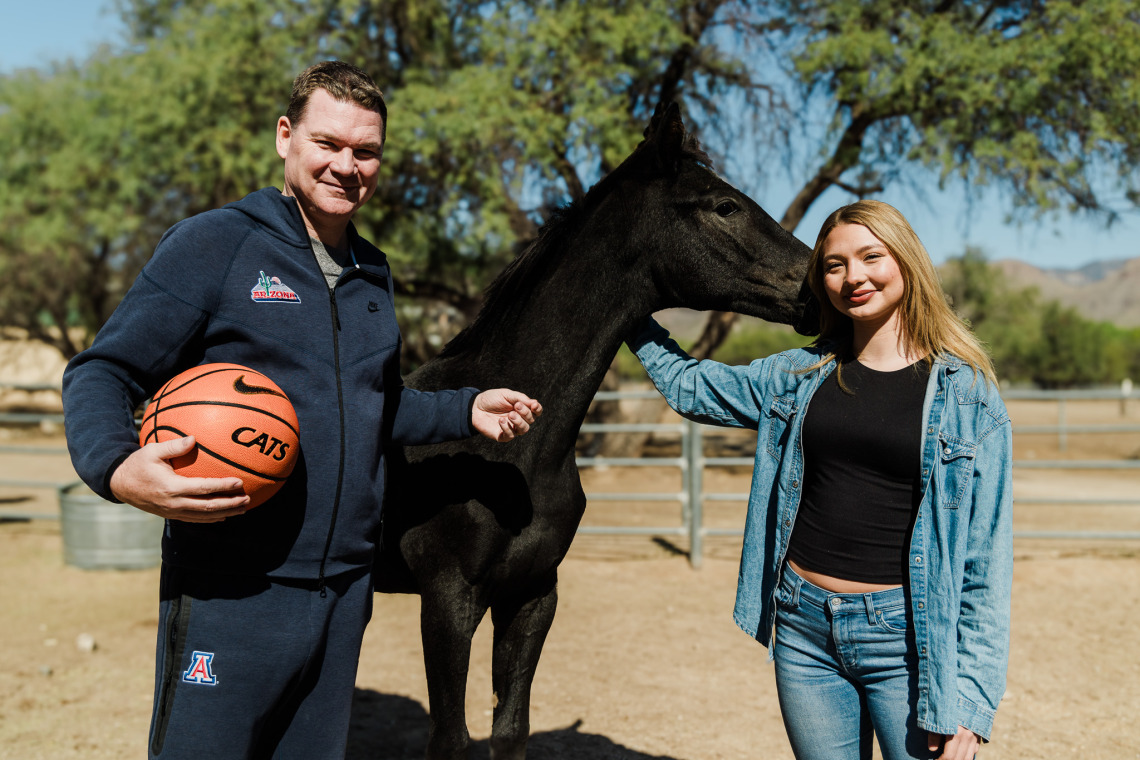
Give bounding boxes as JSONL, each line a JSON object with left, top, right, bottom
{"left": 275, "top": 116, "right": 292, "bottom": 161}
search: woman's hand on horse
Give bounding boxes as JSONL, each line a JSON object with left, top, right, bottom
{"left": 471, "top": 389, "right": 543, "bottom": 442}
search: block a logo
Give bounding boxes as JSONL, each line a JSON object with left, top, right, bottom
{"left": 182, "top": 651, "right": 218, "bottom": 685}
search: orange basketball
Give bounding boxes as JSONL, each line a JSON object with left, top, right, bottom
{"left": 139, "top": 363, "right": 300, "bottom": 508}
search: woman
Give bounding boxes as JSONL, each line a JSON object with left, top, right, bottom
{"left": 628, "top": 200, "right": 1011, "bottom": 760}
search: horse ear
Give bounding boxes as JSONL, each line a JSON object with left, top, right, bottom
{"left": 643, "top": 101, "right": 686, "bottom": 175}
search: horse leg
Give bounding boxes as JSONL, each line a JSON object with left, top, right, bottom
{"left": 420, "top": 583, "right": 484, "bottom": 760}
{"left": 488, "top": 576, "right": 558, "bottom": 760}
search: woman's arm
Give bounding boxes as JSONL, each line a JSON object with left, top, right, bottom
{"left": 627, "top": 317, "right": 771, "bottom": 430}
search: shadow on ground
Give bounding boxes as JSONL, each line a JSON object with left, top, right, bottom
{"left": 347, "top": 689, "right": 683, "bottom": 760}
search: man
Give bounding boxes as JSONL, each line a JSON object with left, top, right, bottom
{"left": 62, "top": 60, "right": 541, "bottom": 758}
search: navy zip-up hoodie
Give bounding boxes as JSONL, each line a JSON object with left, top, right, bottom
{"left": 63, "top": 188, "right": 478, "bottom": 580}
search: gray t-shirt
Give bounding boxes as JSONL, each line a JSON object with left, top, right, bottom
{"left": 310, "top": 237, "right": 352, "bottom": 289}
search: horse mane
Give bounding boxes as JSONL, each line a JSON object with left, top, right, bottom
{"left": 436, "top": 129, "right": 713, "bottom": 360}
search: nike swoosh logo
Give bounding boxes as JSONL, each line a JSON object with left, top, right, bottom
{"left": 233, "top": 375, "right": 288, "bottom": 399}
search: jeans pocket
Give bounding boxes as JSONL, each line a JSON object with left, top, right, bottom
{"left": 775, "top": 571, "right": 801, "bottom": 611}
{"left": 874, "top": 602, "right": 910, "bottom": 634}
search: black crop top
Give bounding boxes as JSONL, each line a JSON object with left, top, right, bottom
{"left": 786, "top": 359, "right": 930, "bottom": 585}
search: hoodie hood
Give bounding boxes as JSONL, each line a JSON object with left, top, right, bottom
{"left": 224, "top": 187, "right": 387, "bottom": 274}
{"left": 225, "top": 187, "right": 313, "bottom": 248}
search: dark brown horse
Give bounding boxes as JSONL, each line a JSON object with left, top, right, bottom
{"left": 375, "top": 103, "right": 817, "bottom": 759}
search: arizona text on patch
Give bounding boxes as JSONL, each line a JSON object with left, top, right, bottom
{"left": 250, "top": 271, "right": 301, "bottom": 303}
{"left": 182, "top": 651, "right": 218, "bottom": 685}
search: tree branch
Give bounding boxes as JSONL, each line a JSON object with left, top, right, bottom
{"left": 655, "top": 0, "right": 729, "bottom": 106}
{"left": 779, "top": 106, "right": 876, "bottom": 231}
{"left": 552, "top": 144, "right": 587, "bottom": 201}
{"left": 832, "top": 179, "right": 885, "bottom": 196}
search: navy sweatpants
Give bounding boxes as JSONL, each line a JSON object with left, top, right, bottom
{"left": 148, "top": 564, "right": 373, "bottom": 759}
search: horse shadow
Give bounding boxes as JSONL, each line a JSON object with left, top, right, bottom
{"left": 346, "top": 688, "right": 685, "bottom": 760}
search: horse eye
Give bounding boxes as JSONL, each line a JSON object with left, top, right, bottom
{"left": 714, "top": 200, "right": 739, "bottom": 218}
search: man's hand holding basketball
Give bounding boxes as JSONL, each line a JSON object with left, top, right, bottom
{"left": 471, "top": 389, "right": 543, "bottom": 442}
{"left": 110, "top": 435, "right": 251, "bottom": 522}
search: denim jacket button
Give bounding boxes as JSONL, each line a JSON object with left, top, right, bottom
{"left": 914, "top": 556, "right": 923, "bottom": 565}
{"left": 917, "top": 602, "right": 925, "bottom": 609}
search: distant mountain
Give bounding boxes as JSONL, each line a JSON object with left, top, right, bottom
{"left": 1046, "top": 259, "right": 1131, "bottom": 285}
{"left": 992, "top": 257, "right": 1140, "bottom": 327}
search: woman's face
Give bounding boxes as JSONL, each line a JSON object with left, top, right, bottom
{"left": 820, "top": 223, "right": 905, "bottom": 330}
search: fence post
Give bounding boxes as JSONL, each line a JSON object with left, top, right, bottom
{"left": 686, "top": 419, "right": 704, "bottom": 569}
{"left": 679, "top": 420, "right": 691, "bottom": 525}
{"left": 1058, "top": 398, "right": 1067, "bottom": 453}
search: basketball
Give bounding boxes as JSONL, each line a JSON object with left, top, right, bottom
{"left": 139, "top": 363, "right": 300, "bottom": 508}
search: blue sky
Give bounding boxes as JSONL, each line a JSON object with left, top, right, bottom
{"left": 4, "top": 1, "right": 1138, "bottom": 270}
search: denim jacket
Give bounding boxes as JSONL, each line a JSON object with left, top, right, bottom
{"left": 629, "top": 319, "right": 1012, "bottom": 740}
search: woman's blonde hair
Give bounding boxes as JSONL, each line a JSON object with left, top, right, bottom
{"left": 806, "top": 199, "right": 996, "bottom": 386}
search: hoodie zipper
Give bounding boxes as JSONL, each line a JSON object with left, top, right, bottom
{"left": 317, "top": 287, "right": 347, "bottom": 597}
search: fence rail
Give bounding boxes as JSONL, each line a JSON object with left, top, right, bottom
{"left": 3, "top": 385, "right": 1139, "bottom": 561}
{"left": 576, "top": 388, "right": 1140, "bottom": 566}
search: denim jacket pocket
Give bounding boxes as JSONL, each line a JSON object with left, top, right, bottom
{"left": 937, "top": 433, "right": 977, "bottom": 509}
{"left": 765, "top": 394, "right": 797, "bottom": 460}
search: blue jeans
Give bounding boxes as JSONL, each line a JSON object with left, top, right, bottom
{"left": 773, "top": 564, "right": 936, "bottom": 760}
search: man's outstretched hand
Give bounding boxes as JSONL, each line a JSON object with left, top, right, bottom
{"left": 471, "top": 389, "right": 543, "bottom": 442}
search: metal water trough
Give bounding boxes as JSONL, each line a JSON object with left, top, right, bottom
{"left": 58, "top": 481, "right": 163, "bottom": 570}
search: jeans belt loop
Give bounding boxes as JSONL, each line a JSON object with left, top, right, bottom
{"left": 863, "top": 593, "right": 877, "bottom": 625}
{"left": 789, "top": 571, "right": 802, "bottom": 608}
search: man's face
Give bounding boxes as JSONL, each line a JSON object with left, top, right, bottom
{"left": 276, "top": 88, "right": 384, "bottom": 238}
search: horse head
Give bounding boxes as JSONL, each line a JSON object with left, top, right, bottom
{"left": 611, "top": 102, "right": 819, "bottom": 335}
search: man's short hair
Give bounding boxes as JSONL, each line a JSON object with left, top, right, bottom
{"left": 286, "top": 60, "right": 388, "bottom": 144}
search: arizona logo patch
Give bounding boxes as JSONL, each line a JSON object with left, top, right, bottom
{"left": 182, "top": 651, "right": 218, "bottom": 685}
{"left": 250, "top": 271, "right": 301, "bottom": 303}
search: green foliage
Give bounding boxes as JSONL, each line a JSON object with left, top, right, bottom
{"left": 338, "top": 0, "right": 699, "bottom": 307}
{"left": 1024, "top": 307, "right": 1140, "bottom": 388}
{"left": 5, "top": 0, "right": 1140, "bottom": 368}
{"left": 767, "top": 0, "right": 1140, "bottom": 229}
{"left": 0, "top": 0, "right": 741, "bottom": 359}
{"left": 0, "top": 0, "right": 302, "bottom": 357}
{"left": 940, "top": 246, "right": 1044, "bottom": 383}
{"left": 715, "top": 324, "right": 814, "bottom": 366}
{"left": 940, "top": 248, "right": 1140, "bottom": 388}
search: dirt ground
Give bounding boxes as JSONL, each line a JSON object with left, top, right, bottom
{"left": 2, "top": 397, "right": 1139, "bottom": 759}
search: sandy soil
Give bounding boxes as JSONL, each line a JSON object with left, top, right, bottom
{"left": 1, "top": 398, "right": 1139, "bottom": 759}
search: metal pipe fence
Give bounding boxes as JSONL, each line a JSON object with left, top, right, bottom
{"left": 0, "top": 381, "right": 68, "bottom": 518}
{"left": 3, "top": 385, "right": 1140, "bottom": 560}
{"left": 577, "top": 388, "right": 1140, "bottom": 567}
